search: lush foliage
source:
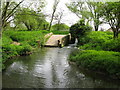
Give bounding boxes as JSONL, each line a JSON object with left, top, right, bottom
{"left": 100, "top": 2, "right": 120, "bottom": 38}
{"left": 67, "top": 2, "right": 103, "bottom": 31}
{"left": 2, "top": 30, "right": 49, "bottom": 69}
{"left": 67, "top": 1, "right": 120, "bottom": 38}
{"left": 69, "top": 50, "right": 120, "bottom": 78}
{"left": 69, "top": 31, "right": 120, "bottom": 79}
{"left": 52, "top": 23, "right": 69, "bottom": 31}
{"left": 70, "top": 50, "right": 120, "bottom": 78}
{"left": 1, "top": 0, "right": 46, "bottom": 30}
{"left": 14, "top": 8, "right": 49, "bottom": 31}
{"left": 78, "top": 31, "right": 120, "bottom": 52}
{"left": 70, "top": 19, "right": 92, "bottom": 43}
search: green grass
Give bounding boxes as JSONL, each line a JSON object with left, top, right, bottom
{"left": 69, "top": 50, "right": 120, "bottom": 78}
{"left": 69, "top": 31, "right": 120, "bottom": 79}
{"left": 2, "top": 30, "right": 49, "bottom": 70}
{"left": 78, "top": 31, "right": 120, "bottom": 52}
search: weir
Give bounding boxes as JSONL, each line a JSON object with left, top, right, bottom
{"left": 45, "top": 34, "right": 70, "bottom": 47}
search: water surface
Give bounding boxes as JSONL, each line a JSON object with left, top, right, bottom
{"left": 2, "top": 46, "right": 120, "bottom": 88}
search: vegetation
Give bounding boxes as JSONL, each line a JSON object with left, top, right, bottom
{"left": 101, "top": 2, "right": 120, "bottom": 38}
{"left": 52, "top": 23, "right": 69, "bottom": 31}
{"left": 52, "top": 30, "right": 69, "bottom": 35}
{"left": 69, "top": 31, "right": 120, "bottom": 78}
{"left": 1, "top": 0, "right": 120, "bottom": 81}
{"left": 2, "top": 30, "right": 49, "bottom": 69}
{"left": 67, "top": 2, "right": 103, "bottom": 31}
{"left": 69, "top": 50, "right": 120, "bottom": 79}
{"left": 68, "top": 1, "right": 120, "bottom": 79}
{"left": 70, "top": 19, "right": 92, "bottom": 43}
{"left": 48, "top": 0, "right": 60, "bottom": 31}
{"left": 67, "top": 1, "right": 120, "bottom": 39}
{"left": 78, "top": 31, "right": 120, "bottom": 52}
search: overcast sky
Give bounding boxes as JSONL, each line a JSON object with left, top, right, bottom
{"left": 42, "top": 0, "right": 80, "bottom": 26}
{"left": 16, "top": 0, "right": 111, "bottom": 30}
{"left": 43, "top": 0, "right": 110, "bottom": 30}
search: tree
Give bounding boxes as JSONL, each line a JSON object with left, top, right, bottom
{"left": 14, "top": 8, "right": 47, "bottom": 30}
{"left": 1, "top": 0, "right": 24, "bottom": 30}
{"left": 67, "top": 1, "right": 103, "bottom": 31}
{"left": 54, "top": 9, "right": 64, "bottom": 30}
{"left": 101, "top": 2, "right": 120, "bottom": 38}
{"left": 70, "top": 19, "right": 92, "bottom": 44}
{"left": 66, "top": 1, "right": 84, "bottom": 18}
{"left": 86, "top": 2, "right": 103, "bottom": 31}
{"left": 48, "top": 0, "right": 60, "bottom": 31}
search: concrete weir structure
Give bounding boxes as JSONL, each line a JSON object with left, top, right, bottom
{"left": 45, "top": 35, "right": 70, "bottom": 47}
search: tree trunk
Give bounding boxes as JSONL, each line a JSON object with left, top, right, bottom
{"left": 48, "top": 9, "right": 56, "bottom": 31}
{"left": 94, "top": 23, "right": 99, "bottom": 31}
{"left": 24, "top": 22, "right": 31, "bottom": 31}
{"left": 113, "top": 31, "right": 118, "bottom": 38}
{"left": 112, "top": 27, "right": 119, "bottom": 39}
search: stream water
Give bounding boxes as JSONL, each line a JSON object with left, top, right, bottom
{"left": 2, "top": 44, "right": 120, "bottom": 88}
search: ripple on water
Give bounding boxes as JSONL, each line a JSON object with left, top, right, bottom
{"left": 2, "top": 47, "right": 120, "bottom": 88}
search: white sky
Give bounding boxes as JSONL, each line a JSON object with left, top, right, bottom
{"left": 43, "top": 0, "right": 110, "bottom": 30}
{"left": 42, "top": 0, "right": 80, "bottom": 26}
{"left": 15, "top": 0, "right": 111, "bottom": 30}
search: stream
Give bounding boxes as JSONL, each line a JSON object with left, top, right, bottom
{"left": 2, "top": 44, "right": 120, "bottom": 88}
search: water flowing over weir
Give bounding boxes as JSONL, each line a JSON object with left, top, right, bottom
{"left": 2, "top": 42, "right": 120, "bottom": 88}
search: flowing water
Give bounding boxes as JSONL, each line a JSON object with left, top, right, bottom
{"left": 2, "top": 44, "right": 120, "bottom": 88}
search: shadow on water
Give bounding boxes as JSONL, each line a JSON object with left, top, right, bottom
{"left": 2, "top": 40, "right": 120, "bottom": 88}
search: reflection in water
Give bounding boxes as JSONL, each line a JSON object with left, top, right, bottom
{"left": 2, "top": 47, "right": 120, "bottom": 88}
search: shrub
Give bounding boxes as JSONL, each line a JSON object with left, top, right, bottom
{"left": 78, "top": 31, "right": 118, "bottom": 51}
{"left": 102, "top": 37, "right": 120, "bottom": 52}
{"left": 2, "top": 30, "right": 48, "bottom": 65}
{"left": 69, "top": 50, "right": 120, "bottom": 77}
{"left": 70, "top": 19, "right": 92, "bottom": 43}
{"left": 52, "top": 23, "right": 69, "bottom": 31}
{"left": 2, "top": 33, "right": 13, "bottom": 45}
{"left": 18, "top": 44, "right": 32, "bottom": 55}
{"left": 2, "top": 44, "right": 18, "bottom": 62}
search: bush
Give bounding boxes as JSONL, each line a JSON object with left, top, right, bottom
{"left": 102, "top": 37, "right": 120, "bottom": 52}
{"left": 2, "top": 44, "right": 18, "bottom": 61}
{"left": 2, "top": 33, "right": 13, "bottom": 45}
{"left": 52, "top": 23, "right": 69, "bottom": 31}
{"left": 3, "top": 30, "right": 47, "bottom": 46}
{"left": 69, "top": 50, "right": 120, "bottom": 77}
{"left": 70, "top": 19, "right": 92, "bottom": 43}
{"left": 78, "top": 31, "right": 119, "bottom": 51}
{"left": 2, "top": 30, "right": 49, "bottom": 68}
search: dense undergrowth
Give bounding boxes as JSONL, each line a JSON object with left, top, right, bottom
{"left": 69, "top": 31, "right": 120, "bottom": 79}
{"left": 78, "top": 31, "right": 120, "bottom": 52}
{"left": 2, "top": 30, "right": 49, "bottom": 69}
{"left": 70, "top": 50, "right": 120, "bottom": 78}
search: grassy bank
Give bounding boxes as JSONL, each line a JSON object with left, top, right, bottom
{"left": 69, "top": 31, "right": 120, "bottom": 79}
{"left": 69, "top": 50, "right": 120, "bottom": 79}
{"left": 2, "top": 30, "right": 49, "bottom": 69}
{"left": 78, "top": 31, "right": 120, "bottom": 52}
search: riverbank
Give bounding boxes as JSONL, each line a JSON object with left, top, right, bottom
{"left": 69, "top": 31, "right": 120, "bottom": 79}
{"left": 2, "top": 30, "right": 49, "bottom": 70}
{"left": 69, "top": 50, "right": 120, "bottom": 79}
{"left": 1, "top": 30, "right": 69, "bottom": 70}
